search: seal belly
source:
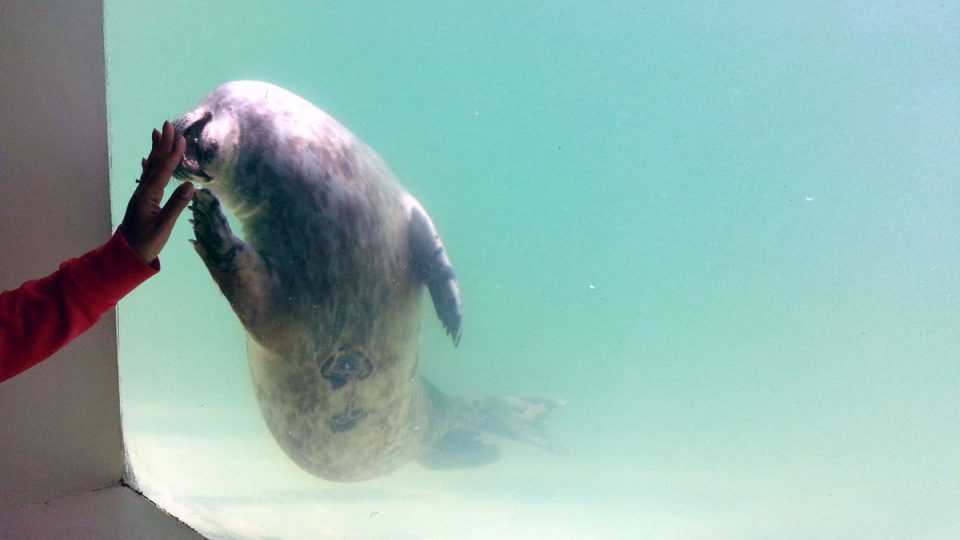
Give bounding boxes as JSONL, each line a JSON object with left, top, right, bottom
{"left": 246, "top": 293, "right": 428, "bottom": 481}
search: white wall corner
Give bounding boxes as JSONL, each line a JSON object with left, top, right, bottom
{"left": 0, "top": 0, "right": 124, "bottom": 512}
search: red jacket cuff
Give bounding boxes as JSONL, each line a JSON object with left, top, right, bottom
{"left": 60, "top": 230, "right": 159, "bottom": 308}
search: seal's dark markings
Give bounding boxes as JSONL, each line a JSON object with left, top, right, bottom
{"left": 174, "top": 81, "right": 561, "bottom": 481}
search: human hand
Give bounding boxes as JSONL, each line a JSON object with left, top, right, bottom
{"left": 119, "top": 121, "right": 195, "bottom": 264}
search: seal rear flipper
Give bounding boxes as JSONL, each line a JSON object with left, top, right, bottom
{"left": 457, "top": 394, "right": 566, "bottom": 453}
{"left": 407, "top": 198, "right": 462, "bottom": 345}
{"left": 417, "top": 429, "right": 501, "bottom": 470}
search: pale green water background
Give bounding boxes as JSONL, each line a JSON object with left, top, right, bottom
{"left": 107, "top": 2, "right": 960, "bottom": 539}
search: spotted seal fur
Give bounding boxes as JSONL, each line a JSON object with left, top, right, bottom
{"left": 173, "top": 81, "right": 560, "bottom": 481}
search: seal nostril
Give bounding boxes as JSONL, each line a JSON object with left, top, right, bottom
{"left": 187, "top": 111, "right": 213, "bottom": 136}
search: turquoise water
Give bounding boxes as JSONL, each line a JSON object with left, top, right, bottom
{"left": 107, "top": 2, "right": 960, "bottom": 539}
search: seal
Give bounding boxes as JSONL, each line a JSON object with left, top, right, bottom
{"left": 173, "top": 81, "right": 561, "bottom": 481}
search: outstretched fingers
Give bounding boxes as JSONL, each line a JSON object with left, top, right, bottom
{"left": 120, "top": 121, "right": 194, "bottom": 264}
{"left": 138, "top": 121, "right": 185, "bottom": 201}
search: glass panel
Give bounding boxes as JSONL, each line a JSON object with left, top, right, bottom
{"left": 107, "top": 2, "right": 960, "bottom": 538}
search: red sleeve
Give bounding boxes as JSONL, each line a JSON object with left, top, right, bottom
{"left": 0, "top": 231, "right": 159, "bottom": 383}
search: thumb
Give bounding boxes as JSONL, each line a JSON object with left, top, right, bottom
{"left": 157, "top": 182, "right": 195, "bottom": 233}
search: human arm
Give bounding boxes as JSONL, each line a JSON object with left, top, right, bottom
{"left": 0, "top": 121, "right": 193, "bottom": 382}
{"left": 0, "top": 231, "right": 157, "bottom": 382}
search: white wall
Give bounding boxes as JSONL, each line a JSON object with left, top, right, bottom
{"left": 0, "top": 0, "right": 124, "bottom": 511}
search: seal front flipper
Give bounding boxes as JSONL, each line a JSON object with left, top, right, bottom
{"left": 191, "top": 188, "right": 283, "bottom": 347}
{"left": 407, "top": 197, "right": 462, "bottom": 345}
{"left": 191, "top": 188, "right": 244, "bottom": 265}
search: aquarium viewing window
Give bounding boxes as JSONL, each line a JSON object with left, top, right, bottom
{"left": 2, "top": 2, "right": 959, "bottom": 539}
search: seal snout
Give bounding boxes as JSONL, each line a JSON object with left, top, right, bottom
{"left": 175, "top": 110, "right": 215, "bottom": 182}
